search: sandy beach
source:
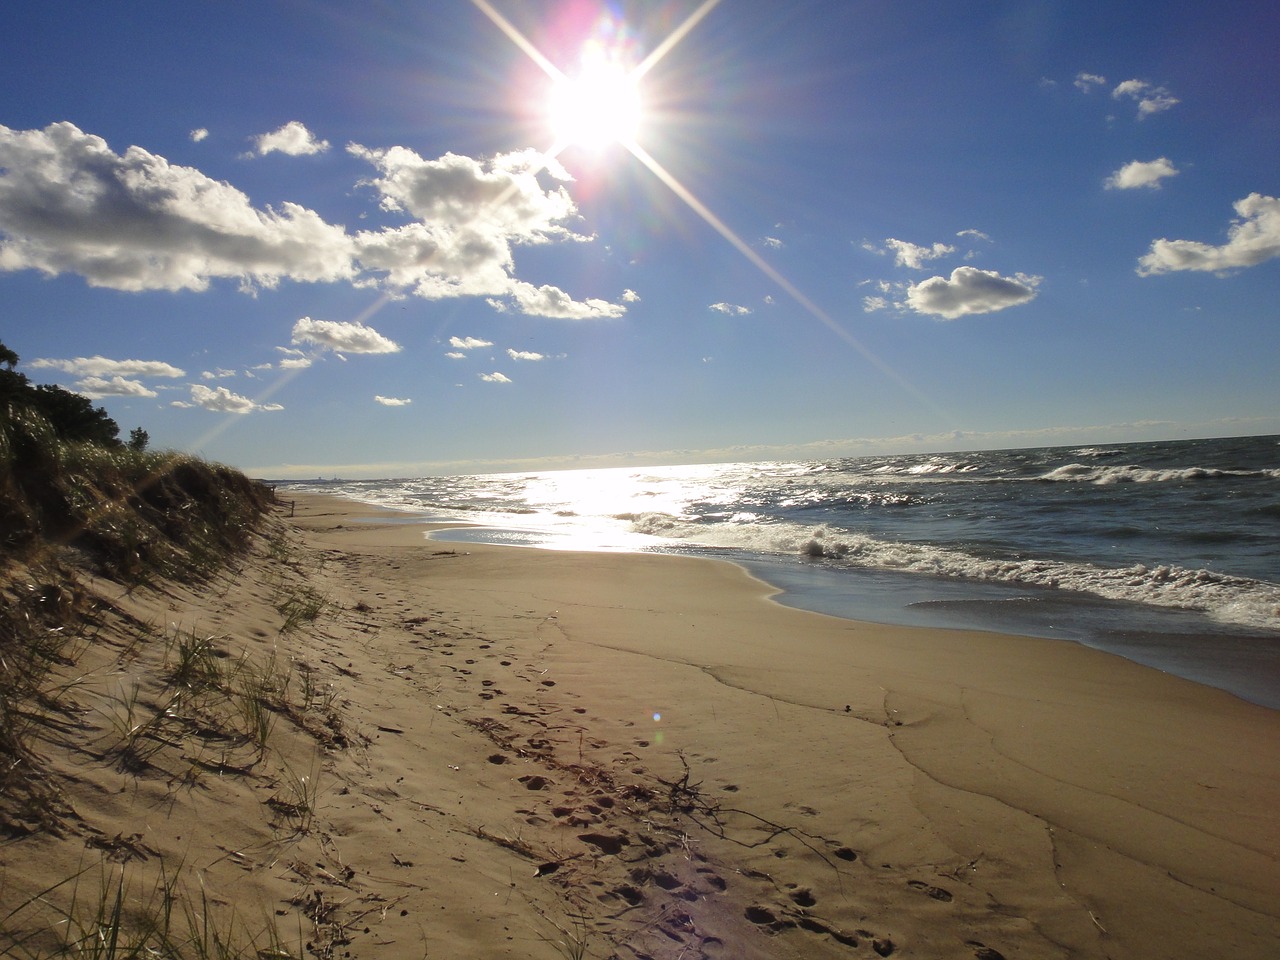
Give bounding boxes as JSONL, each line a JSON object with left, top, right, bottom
{"left": 4, "top": 491, "right": 1278, "bottom": 959}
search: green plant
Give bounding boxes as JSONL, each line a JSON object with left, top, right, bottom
{"left": 275, "top": 588, "right": 328, "bottom": 635}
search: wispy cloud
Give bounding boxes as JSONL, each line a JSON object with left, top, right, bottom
{"left": 374, "top": 395, "right": 412, "bottom": 406}
{"left": 507, "top": 349, "right": 545, "bottom": 361}
{"left": 709, "top": 302, "right": 751, "bottom": 315}
{"left": 882, "top": 238, "right": 956, "bottom": 270}
{"left": 1138, "top": 193, "right": 1280, "bottom": 275}
{"left": 479, "top": 371, "right": 511, "bottom": 383}
{"left": 1074, "top": 71, "right": 1107, "bottom": 92}
{"left": 1106, "top": 158, "right": 1179, "bottom": 191}
{"left": 906, "top": 267, "right": 1041, "bottom": 319}
{"left": 1111, "top": 79, "right": 1179, "bottom": 118}
{"left": 291, "top": 317, "right": 401, "bottom": 354}
{"left": 250, "top": 120, "right": 330, "bottom": 157}
{"left": 449, "top": 336, "right": 493, "bottom": 350}
{"left": 29, "top": 355, "right": 185, "bottom": 378}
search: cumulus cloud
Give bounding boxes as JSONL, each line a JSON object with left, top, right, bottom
{"left": 74, "top": 375, "right": 157, "bottom": 399}
{"left": 190, "top": 128, "right": 209, "bottom": 143}
{"left": 1106, "top": 157, "right": 1179, "bottom": 191}
{"left": 621, "top": 288, "right": 640, "bottom": 302}
{"left": 1111, "top": 79, "right": 1179, "bottom": 118}
{"left": 1074, "top": 72, "right": 1107, "bottom": 92}
{"left": 252, "top": 121, "right": 330, "bottom": 157}
{"left": 449, "top": 336, "right": 492, "bottom": 350}
{"left": 479, "top": 371, "right": 511, "bottom": 383}
{"left": 507, "top": 349, "right": 544, "bottom": 361}
{"left": 374, "top": 395, "right": 412, "bottom": 406}
{"left": 0, "top": 123, "right": 626, "bottom": 316}
{"left": 0, "top": 122, "right": 355, "bottom": 292}
{"left": 278, "top": 356, "right": 312, "bottom": 369}
{"left": 179, "top": 384, "right": 282, "bottom": 414}
{"left": 349, "top": 144, "right": 625, "bottom": 317}
{"left": 709, "top": 302, "right": 751, "bottom": 315}
{"left": 201, "top": 368, "right": 236, "bottom": 380}
{"left": 291, "top": 316, "right": 401, "bottom": 354}
{"left": 1137, "top": 193, "right": 1280, "bottom": 276}
{"left": 883, "top": 238, "right": 955, "bottom": 269}
{"left": 29, "top": 355, "right": 185, "bottom": 378}
{"left": 905, "top": 267, "right": 1041, "bottom": 319}
{"left": 508, "top": 281, "right": 626, "bottom": 319}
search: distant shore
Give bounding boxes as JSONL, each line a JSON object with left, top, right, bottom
{"left": 7, "top": 491, "right": 1278, "bottom": 959}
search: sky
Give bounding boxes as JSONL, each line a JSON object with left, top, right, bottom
{"left": 2, "top": 0, "right": 1278, "bottom": 478}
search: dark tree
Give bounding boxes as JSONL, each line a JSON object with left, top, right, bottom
{"left": 128, "top": 427, "right": 150, "bottom": 452}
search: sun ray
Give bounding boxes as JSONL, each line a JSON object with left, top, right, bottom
{"left": 632, "top": 0, "right": 723, "bottom": 80}
{"left": 623, "top": 141, "right": 950, "bottom": 418}
{"left": 470, "top": 0, "right": 954, "bottom": 426}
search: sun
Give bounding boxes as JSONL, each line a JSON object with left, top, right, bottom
{"left": 548, "top": 55, "right": 642, "bottom": 152}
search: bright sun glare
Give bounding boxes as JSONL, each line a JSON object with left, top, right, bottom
{"left": 549, "top": 57, "right": 642, "bottom": 151}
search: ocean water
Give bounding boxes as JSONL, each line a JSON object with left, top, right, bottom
{"left": 280, "top": 435, "right": 1280, "bottom": 709}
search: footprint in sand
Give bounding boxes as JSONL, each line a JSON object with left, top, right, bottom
{"left": 908, "top": 879, "right": 953, "bottom": 902}
{"left": 965, "top": 941, "right": 1006, "bottom": 960}
{"left": 789, "top": 887, "right": 817, "bottom": 907}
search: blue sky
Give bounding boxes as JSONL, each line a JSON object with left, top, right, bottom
{"left": 2, "top": 0, "right": 1277, "bottom": 477}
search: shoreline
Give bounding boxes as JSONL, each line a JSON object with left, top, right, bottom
{"left": 6, "top": 491, "right": 1277, "bottom": 959}
{"left": 287, "top": 493, "right": 1280, "bottom": 957}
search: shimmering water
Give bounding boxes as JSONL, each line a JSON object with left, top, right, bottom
{"left": 281, "top": 435, "right": 1280, "bottom": 708}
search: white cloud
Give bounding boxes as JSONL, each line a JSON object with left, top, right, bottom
{"left": 190, "top": 128, "right": 209, "bottom": 143}
{"left": 479, "top": 371, "right": 511, "bottom": 383}
{"left": 1074, "top": 72, "right": 1106, "bottom": 92}
{"left": 1137, "top": 193, "right": 1280, "bottom": 276}
{"left": 449, "top": 336, "right": 492, "bottom": 350}
{"left": 29, "top": 355, "right": 185, "bottom": 378}
{"left": 884, "top": 238, "right": 956, "bottom": 269}
{"left": 74, "top": 375, "right": 157, "bottom": 399}
{"left": 956, "top": 228, "right": 991, "bottom": 242}
{"left": 1111, "top": 79, "right": 1179, "bottom": 118}
{"left": 292, "top": 316, "right": 401, "bottom": 354}
{"left": 278, "top": 356, "right": 312, "bottom": 369}
{"left": 0, "top": 123, "right": 627, "bottom": 315}
{"left": 621, "top": 288, "right": 640, "bottom": 302}
{"left": 201, "top": 368, "right": 237, "bottom": 380}
{"left": 508, "top": 281, "right": 626, "bottom": 319}
{"left": 349, "top": 144, "right": 625, "bottom": 317}
{"left": 0, "top": 122, "right": 356, "bottom": 292}
{"left": 709, "top": 302, "right": 751, "bottom": 315}
{"left": 906, "top": 267, "right": 1041, "bottom": 319}
{"left": 252, "top": 121, "right": 330, "bottom": 157}
{"left": 507, "top": 349, "right": 545, "bottom": 361}
{"left": 374, "top": 395, "right": 412, "bottom": 406}
{"left": 762, "top": 236, "right": 783, "bottom": 249}
{"left": 1105, "top": 157, "right": 1179, "bottom": 191}
{"left": 445, "top": 351, "right": 466, "bottom": 359}
{"left": 184, "top": 384, "right": 281, "bottom": 414}
{"left": 862, "top": 296, "right": 892, "bottom": 313}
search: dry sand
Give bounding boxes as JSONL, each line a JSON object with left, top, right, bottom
{"left": 3, "top": 491, "right": 1277, "bottom": 959}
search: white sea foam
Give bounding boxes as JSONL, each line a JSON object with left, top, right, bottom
{"left": 1039, "top": 463, "right": 1280, "bottom": 484}
{"left": 626, "top": 512, "right": 1280, "bottom": 631}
